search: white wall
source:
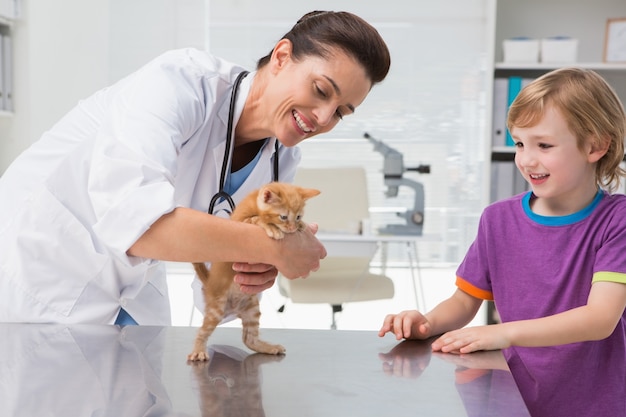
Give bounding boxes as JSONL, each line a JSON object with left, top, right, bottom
{"left": 0, "top": 0, "right": 205, "bottom": 174}
{"left": 0, "top": 1, "right": 108, "bottom": 172}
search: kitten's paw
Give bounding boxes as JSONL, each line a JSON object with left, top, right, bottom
{"left": 270, "top": 344, "right": 286, "bottom": 355}
{"left": 252, "top": 343, "right": 286, "bottom": 355}
{"left": 268, "top": 229, "right": 284, "bottom": 240}
{"left": 187, "top": 350, "right": 210, "bottom": 362}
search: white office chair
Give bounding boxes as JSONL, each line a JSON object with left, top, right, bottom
{"left": 277, "top": 166, "right": 395, "bottom": 329}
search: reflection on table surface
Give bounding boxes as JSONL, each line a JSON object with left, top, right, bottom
{"left": 0, "top": 324, "right": 530, "bottom": 417}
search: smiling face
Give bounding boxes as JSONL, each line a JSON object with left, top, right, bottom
{"left": 257, "top": 39, "right": 371, "bottom": 147}
{"left": 511, "top": 104, "right": 605, "bottom": 216}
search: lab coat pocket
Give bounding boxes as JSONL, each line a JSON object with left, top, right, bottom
{"left": 2, "top": 188, "right": 109, "bottom": 317}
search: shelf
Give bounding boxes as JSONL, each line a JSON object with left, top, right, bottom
{"left": 492, "top": 147, "right": 626, "bottom": 162}
{"left": 492, "top": 146, "right": 515, "bottom": 153}
{"left": 491, "top": 147, "right": 516, "bottom": 162}
{"left": 0, "top": 16, "right": 12, "bottom": 26}
{"left": 495, "top": 62, "right": 626, "bottom": 71}
{"left": 0, "top": 110, "right": 14, "bottom": 118}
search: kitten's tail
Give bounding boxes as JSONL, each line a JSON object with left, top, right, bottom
{"left": 192, "top": 262, "right": 210, "bottom": 283}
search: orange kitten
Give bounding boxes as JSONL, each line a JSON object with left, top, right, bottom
{"left": 188, "top": 182, "right": 320, "bottom": 361}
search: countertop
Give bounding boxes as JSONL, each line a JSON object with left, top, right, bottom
{"left": 0, "top": 324, "right": 530, "bottom": 416}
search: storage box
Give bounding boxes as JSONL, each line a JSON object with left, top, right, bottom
{"left": 503, "top": 38, "right": 540, "bottom": 63}
{"left": 540, "top": 37, "right": 578, "bottom": 63}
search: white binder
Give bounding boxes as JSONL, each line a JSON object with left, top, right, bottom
{"left": 2, "top": 33, "right": 11, "bottom": 112}
{"left": 492, "top": 78, "right": 508, "bottom": 147}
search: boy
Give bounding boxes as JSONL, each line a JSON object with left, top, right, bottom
{"left": 379, "top": 68, "right": 626, "bottom": 416}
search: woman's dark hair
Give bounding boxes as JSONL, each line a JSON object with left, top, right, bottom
{"left": 257, "top": 11, "right": 391, "bottom": 85}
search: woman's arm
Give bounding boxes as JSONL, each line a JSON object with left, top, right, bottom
{"left": 127, "top": 207, "right": 326, "bottom": 278}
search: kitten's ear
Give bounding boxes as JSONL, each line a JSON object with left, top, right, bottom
{"left": 301, "top": 187, "right": 321, "bottom": 200}
{"left": 257, "top": 187, "right": 279, "bottom": 208}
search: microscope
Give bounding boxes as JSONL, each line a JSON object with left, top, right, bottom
{"left": 363, "top": 133, "right": 430, "bottom": 235}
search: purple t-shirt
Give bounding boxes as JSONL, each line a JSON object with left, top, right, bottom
{"left": 457, "top": 190, "right": 626, "bottom": 416}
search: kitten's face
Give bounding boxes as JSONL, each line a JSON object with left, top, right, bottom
{"left": 257, "top": 183, "right": 320, "bottom": 233}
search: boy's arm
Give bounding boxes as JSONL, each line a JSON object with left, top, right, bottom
{"left": 505, "top": 281, "right": 626, "bottom": 346}
{"left": 425, "top": 289, "right": 484, "bottom": 336}
{"left": 433, "top": 281, "right": 626, "bottom": 353}
{"left": 378, "top": 288, "right": 482, "bottom": 340}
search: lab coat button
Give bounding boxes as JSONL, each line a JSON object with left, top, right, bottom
{"left": 120, "top": 298, "right": 128, "bottom": 308}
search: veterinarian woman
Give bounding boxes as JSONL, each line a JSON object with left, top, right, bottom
{"left": 0, "top": 11, "right": 391, "bottom": 325}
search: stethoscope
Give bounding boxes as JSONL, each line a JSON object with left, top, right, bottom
{"left": 208, "top": 71, "right": 280, "bottom": 215}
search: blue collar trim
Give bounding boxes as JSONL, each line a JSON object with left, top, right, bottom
{"left": 522, "top": 190, "right": 603, "bottom": 226}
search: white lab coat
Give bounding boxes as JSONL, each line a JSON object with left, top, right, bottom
{"left": 0, "top": 49, "right": 301, "bottom": 325}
